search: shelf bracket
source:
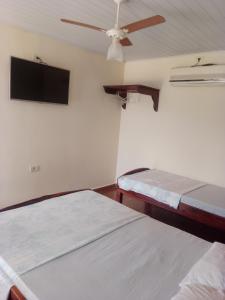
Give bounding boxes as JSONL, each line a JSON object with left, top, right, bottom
{"left": 103, "top": 84, "right": 159, "bottom": 111}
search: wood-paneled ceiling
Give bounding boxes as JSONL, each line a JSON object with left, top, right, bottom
{"left": 1, "top": 0, "right": 225, "bottom": 60}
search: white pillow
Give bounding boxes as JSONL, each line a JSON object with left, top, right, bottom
{"left": 172, "top": 284, "right": 225, "bottom": 300}
{"left": 180, "top": 242, "right": 225, "bottom": 291}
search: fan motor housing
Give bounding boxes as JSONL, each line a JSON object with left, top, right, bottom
{"left": 106, "top": 28, "right": 127, "bottom": 39}
{"left": 114, "top": 0, "right": 127, "bottom": 4}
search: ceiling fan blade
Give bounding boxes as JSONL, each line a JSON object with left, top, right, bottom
{"left": 120, "top": 37, "right": 133, "bottom": 46}
{"left": 61, "top": 19, "right": 106, "bottom": 32}
{"left": 121, "top": 15, "right": 165, "bottom": 33}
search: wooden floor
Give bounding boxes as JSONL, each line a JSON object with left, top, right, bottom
{"left": 96, "top": 185, "right": 225, "bottom": 243}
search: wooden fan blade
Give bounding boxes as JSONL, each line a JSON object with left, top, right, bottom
{"left": 120, "top": 37, "right": 133, "bottom": 46}
{"left": 61, "top": 19, "right": 106, "bottom": 32}
{"left": 121, "top": 15, "right": 165, "bottom": 33}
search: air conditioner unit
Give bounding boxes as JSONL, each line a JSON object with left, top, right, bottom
{"left": 169, "top": 64, "right": 225, "bottom": 86}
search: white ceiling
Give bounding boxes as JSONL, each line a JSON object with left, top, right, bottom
{"left": 1, "top": 0, "right": 225, "bottom": 60}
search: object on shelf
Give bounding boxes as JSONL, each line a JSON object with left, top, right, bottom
{"left": 103, "top": 84, "right": 159, "bottom": 111}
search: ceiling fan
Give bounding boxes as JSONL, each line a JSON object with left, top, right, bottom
{"left": 61, "top": 0, "right": 165, "bottom": 62}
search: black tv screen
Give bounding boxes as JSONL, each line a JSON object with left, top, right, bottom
{"left": 10, "top": 57, "right": 70, "bottom": 104}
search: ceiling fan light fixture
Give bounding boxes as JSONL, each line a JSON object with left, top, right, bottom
{"left": 61, "top": 0, "right": 166, "bottom": 62}
{"left": 107, "top": 38, "right": 124, "bottom": 62}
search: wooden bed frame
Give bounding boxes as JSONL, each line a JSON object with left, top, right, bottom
{"left": 116, "top": 168, "right": 225, "bottom": 233}
{"left": 9, "top": 286, "right": 25, "bottom": 300}
{"left": 1, "top": 189, "right": 89, "bottom": 300}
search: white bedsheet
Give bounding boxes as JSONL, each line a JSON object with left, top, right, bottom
{"left": 172, "top": 242, "right": 225, "bottom": 299}
{"left": 0, "top": 257, "right": 38, "bottom": 300}
{"left": 172, "top": 284, "right": 225, "bottom": 300}
{"left": 21, "top": 217, "right": 210, "bottom": 300}
{"left": 118, "top": 170, "right": 206, "bottom": 209}
{"left": 181, "top": 184, "right": 225, "bottom": 218}
{"left": 0, "top": 190, "right": 143, "bottom": 300}
{"left": 180, "top": 242, "right": 225, "bottom": 291}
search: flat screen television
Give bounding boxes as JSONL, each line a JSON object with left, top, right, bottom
{"left": 10, "top": 57, "right": 70, "bottom": 104}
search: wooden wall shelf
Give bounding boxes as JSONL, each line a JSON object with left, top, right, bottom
{"left": 103, "top": 84, "right": 159, "bottom": 111}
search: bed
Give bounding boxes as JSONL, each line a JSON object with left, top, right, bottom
{"left": 0, "top": 189, "right": 214, "bottom": 300}
{"left": 117, "top": 168, "right": 225, "bottom": 233}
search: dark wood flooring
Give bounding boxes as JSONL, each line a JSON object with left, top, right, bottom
{"left": 96, "top": 185, "right": 225, "bottom": 244}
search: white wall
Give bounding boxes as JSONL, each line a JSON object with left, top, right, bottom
{"left": 117, "top": 51, "right": 225, "bottom": 187}
{"left": 0, "top": 23, "right": 124, "bottom": 208}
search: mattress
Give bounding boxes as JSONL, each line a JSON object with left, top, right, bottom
{"left": 181, "top": 184, "right": 225, "bottom": 218}
{"left": 118, "top": 170, "right": 206, "bottom": 209}
{"left": 21, "top": 217, "right": 210, "bottom": 300}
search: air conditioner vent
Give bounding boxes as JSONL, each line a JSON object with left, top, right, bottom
{"left": 169, "top": 65, "right": 225, "bottom": 86}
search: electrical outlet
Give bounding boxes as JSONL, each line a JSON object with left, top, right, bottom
{"left": 29, "top": 165, "right": 40, "bottom": 173}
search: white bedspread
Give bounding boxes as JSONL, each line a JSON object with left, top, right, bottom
{"left": 180, "top": 242, "right": 225, "bottom": 291}
{"left": 172, "top": 242, "right": 225, "bottom": 299}
{"left": 0, "top": 257, "right": 38, "bottom": 300}
{"left": 181, "top": 184, "right": 225, "bottom": 218}
{"left": 118, "top": 170, "right": 206, "bottom": 209}
{"left": 0, "top": 190, "right": 143, "bottom": 300}
{"left": 21, "top": 216, "right": 210, "bottom": 300}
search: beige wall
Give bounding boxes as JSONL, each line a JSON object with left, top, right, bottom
{"left": 1, "top": 23, "right": 225, "bottom": 209}
{"left": 0, "top": 23, "right": 124, "bottom": 208}
{"left": 117, "top": 51, "right": 225, "bottom": 187}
